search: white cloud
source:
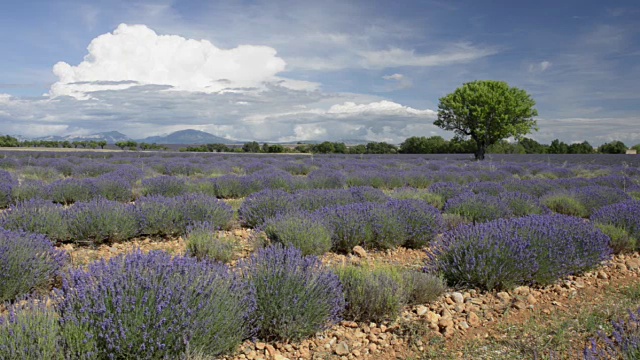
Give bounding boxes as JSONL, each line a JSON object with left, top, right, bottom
{"left": 359, "top": 43, "right": 498, "bottom": 69}
{"left": 49, "top": 24, "right": 301, "bottom": 99}
{"left": 529, "top": 60, "right": 552, "bottom": 73}
{"left": 382, "top": 73, "right": 412, "bottom": 90}
{"left": 327, "top": 100, "right": 436, "bottom": 117}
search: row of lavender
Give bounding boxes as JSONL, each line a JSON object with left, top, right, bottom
{"left": 2, "top": 207, "right": 639, "bottom": 358}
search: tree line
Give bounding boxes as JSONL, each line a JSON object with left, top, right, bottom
{"left": 0, "top": 137, "right": 168, "bottom": 151}
{"left": 1, "top": 134, "right": 638, "bottom": 155}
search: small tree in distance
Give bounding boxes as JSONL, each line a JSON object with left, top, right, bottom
{"left": 434, "top": 80, "right": 538, "bottom": 160}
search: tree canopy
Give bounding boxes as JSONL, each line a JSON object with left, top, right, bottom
{"left": 434, "top": 80, "right": 538, "bottom": 160}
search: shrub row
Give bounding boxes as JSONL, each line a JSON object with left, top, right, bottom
{"left": 426, "top": 214, "right": 611, "bottom": 290}
{"left": 261, "top": 199, "right": 444, "bottom": 254}
{"left": 0, "top": 194, "right": 233, "bottom": 244}
{"left": 0, "top": 246, "right": 348, "bottom": 359}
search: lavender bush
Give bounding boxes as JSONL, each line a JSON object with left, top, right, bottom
{"left": 93, "top": 174, "right": 133, "bottom": 202}
{"left": 47, "top": 178, "right": 98, "bottom": 205}
{"left": 185, "top": 222, "right": 238, "bottom": 263}
{"left": 238, "top": 189, "right": 296, "bottom": 228}
{"left": 498, "top": 191, "right": 550, "bottom": 217}
{"left": 335, "top": 265, "right": 404, "bottom": 322}
{"left": 263, "top": 212, "right": 332, "bottom": 256}
{"left": 11, "top": 180, "right": 48, "bottom": 203}
{"left": 140, "top": 175, "right": 188, "bottom": 197}
{"left": 65, "top": 198, "right": 139, "bottom": 244}
{"left": 314, "top": 202, "right": 377, "bottom": 253}
{"left": 592, "top": 200, "right": 640, "bottom": 239}
{"left": 56, "top": 251, "right": 254, "bottom": 359}
{"left": 426, "top": 215, "right": 611, "bottom": 290}
{"left": 211, "top": 175, "right": 249, "bottom": 198}
{"left": 0, "top": 199, "right": 68, "bottom": 241}
{"left": 0, "top": 299, "right": 62, "bottom": 359}
{"left": 444, "top": 192, "right": 513, "bottom": 224}
{"left": 240, "top": 245, "right": 344, "bottom": 342}
{"left": 386, "top": 199, "right": 444, "bottom": 249}
{"left": 389, "top": 187, "right": 445, "bottom": 209}
{"left": 584, "top": 307, "right": 640, "bottom": 359}
{"left": 0, "top": 170, "right": 15, "bottom": 208}
{"left": 0, "top": 229, "right": 67, "bottom": 302}
{"left": 137, "top": 194, "right": 233, "bottom": 236}
{"left": 540, "top": 193, "right": 588, "bottom": 217}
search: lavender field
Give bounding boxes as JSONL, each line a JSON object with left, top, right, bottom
{"left": 1, "top": 150, "right": 639, "bottom": 359}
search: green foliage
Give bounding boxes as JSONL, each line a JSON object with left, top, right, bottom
{"left": 401, "top": 271, "right": 446, "bottom": 306}
{"left": 598, "top": 140, "right": 628, "bottom": 154}
{"left": 114, "top": 140, "right": 138, "bottom": 150}
{"left": 335, "top": 265, "right": 404, "bottom": 322}
{"left": 241, "top": 245, "right": 344, "bottom": 342}
{"left": 399, "top": 136, "right": 449, "bottom": 154}
{"left": 541, "top": 194, "right": 588, "bottom": 217}
{"left": 0, "top": 301, "right": 63, "bottom": 360}
{"left": 263, "top": 214, "right": 332, "bottom": 256}
{"left": 365, "top": 141, "right": 398, "bottom": 154}
{"left": 435, "top": 80, "right": 538, "bottom": 160}
{"left": 487, "top": 140, "right": 526, "bottom": 154}
{"left": 242, "top": 141, "right": 261, "bottom": 153}
{"left": 185, "top": 223, "right": 238, "bottom": 263}
{"left": 596, "top": 223, "right": 637, "bottom": 254}
{"left": 0, "top": 135, "right": 20, "bottom": 147}
{"left": 568, "top": 141, "right": 594, "bottom": 154}
{"left": 518, "top": 137, "right": 548, "bottom": 154}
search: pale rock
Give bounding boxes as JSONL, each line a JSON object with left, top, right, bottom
{"left": 438, "top": 317, "right": 454, "bottom": 329}
{"left": 513, "top": 286, "right": 530, "bottom": 296}
{"left": 416, "top": 305, "right": 429, "bottom": 316}
{"left": 451, "top": 292, "right": 464, "bottom": 304}
{"left": 467, "top": 312, "right": 480, "bottom": 327}
{"left": 496, "top": 292, "right": 511, "bottom": 302}
{"left": 352, "top": 246, "right": 367, "bottom": 258}
{"left": 626, "top": 258, "right": 640, "bottom": 271}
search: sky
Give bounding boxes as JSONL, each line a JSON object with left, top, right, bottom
{"left": 0, "top": 0, "right": 639, "bottom": 145}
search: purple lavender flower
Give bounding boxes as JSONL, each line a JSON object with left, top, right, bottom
{"left": 0, "top": 229, "right": 68, "bottom": 302}
{"left": 239, "top": 245, "right": 344, "bottom": 341}
{"left": 426, "top": 214, "right": 611, "bottom": 290}
{"left": 56, "top": 250, "right": 254, "bottom": 358}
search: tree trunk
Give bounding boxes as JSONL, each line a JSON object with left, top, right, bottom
{"left": 474, "top": 144, "right": 486, "bottom": 161}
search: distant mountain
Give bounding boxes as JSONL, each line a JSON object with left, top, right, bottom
{"left": 35, "top": 131, "right": 130, "bottom": 144}
{"left": 137, "top": 129, "right": 236, "bottom": 145}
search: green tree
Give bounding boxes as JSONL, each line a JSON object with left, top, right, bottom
{"left": 348, "top": 144, "right": 366, "bottom": 154}
{"left": 434, "top": 80, "right": 538, "bottom": 160}
{"left": 365, "top": 142, "right": 398, "bottom": 154}
{"left": 631, "top": 144, "right": 640, "bottom": 153}
{"left": 267, "top": 144, "right": 285, "bottom": 153}
{"left": 97, "top": 140, "right": 107, "bottom": 149}
{"left": 518, "top": 137, "right": 547, "bottom": 154}
{"left": 487, "top": 140, "right": 526, "bottom": 154}
{"left": 312, "top": 142, "right": 335, "bottom": 154}
{"left": 242, "top": 141, "right": 261, "bottom": 153}
{"left": 400, "top": 136, "right": 448, "bottom": 154}
{"left": 548, "top": 139, "right": 569, "bottom": 154}
{"left": 568, "top": 141, "right": 594, "bottom": 154}
{"left": 0, "top": 135, "right": 19, "bottom": 147}
{"left": 598, "top": 141, "right": 627, "bottom": 154}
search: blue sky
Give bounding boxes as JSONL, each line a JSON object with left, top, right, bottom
{"left": 0, "top": 0, "right": 638, "bottom": 145}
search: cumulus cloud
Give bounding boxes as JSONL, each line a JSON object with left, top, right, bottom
{"left": 49, "top": 24, "right": 306, "bottom": 99}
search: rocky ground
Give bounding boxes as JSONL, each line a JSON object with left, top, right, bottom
{"left": 62, "top": 231, "right": 640, "bottom": 360}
